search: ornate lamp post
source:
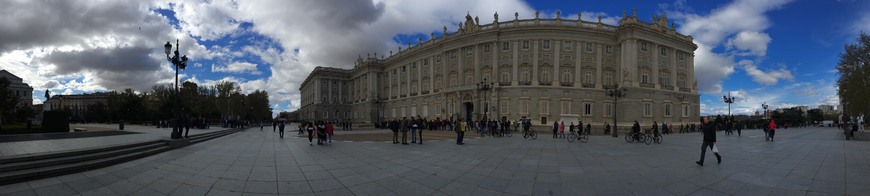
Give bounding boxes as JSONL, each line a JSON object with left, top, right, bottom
{"left": 372, "top": 97, "right": 382, "bottom": 126}
{"left": 164, "top": 40, "right": 189, "bottom": 139}
{"left": 723, "top": 92, "right": 736, "bottom": 118}
{"left": 762, "top": 102, "right": 769, "bottom": 119}
{"left": 477, "top": 78, "right": 493, "bottom": 120}
{"left": 604, "top": 84, "right": 626, "bottom": 137}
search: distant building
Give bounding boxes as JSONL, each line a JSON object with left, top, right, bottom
{"left": 817, "top": 104, "right": 835, "bottom": 114}
{"left": 0, "top": 70, "right": 34, "bottom": 108}
{"left": 43, "top": 93, "right": 109, "bottom": 122}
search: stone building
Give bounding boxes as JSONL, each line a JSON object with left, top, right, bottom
{"left": 43, "top": 93, "right": 109, "bottom": 122}
{"left": 0, "top": 70, "right": 34, "bottom": 109}
{"left": 300, "top": 11, "right": 700, "bottom": 133}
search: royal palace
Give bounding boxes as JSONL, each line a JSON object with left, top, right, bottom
{"left": 300, "top": 10, "right": 700, "bottom": 133}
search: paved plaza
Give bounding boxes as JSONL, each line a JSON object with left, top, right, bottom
{"left": 1, "top": 125, "right": 869, "bottom": 195}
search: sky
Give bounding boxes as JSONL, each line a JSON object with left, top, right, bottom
{"left": 0, "top": 0, "right": 866, "bottom": 117}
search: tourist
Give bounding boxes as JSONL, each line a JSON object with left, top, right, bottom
{"left": 632, "top": 121, "right": 641, "bottom": 141}
{"left": 410, "top": 117, "right": 418, "bottom": 143}
{"left": 389, "top": 120, "right": 398, "bottom": 144}
{"left": 456, "top": 118, "right": 466, "bottom": 145}
{"left": 569, "top": 122, "right": 575, "bottom": 136}
{"left": 326, "top": 122, "right": 334, "bottom": 144}
{"left": 273, "top": 121, "right": 277, "bottom": 132}
{"left": 767, "top": 119, "right": 777, "bottom": 142}
{"left": 401, "top": 117, "right": 409, "bottom": 145}
{"left": 696, "top": 117, "right": 721, "bottom": 166}
{"left": 586, "top": 123, "right": 591, "bottom": 135}
{"left": 307, "top": 122, "right": 315, "bottom": 145}
{"left": 417, "top": 116, "right": 424, "bottom": 144}
{"left": 317, "top": 122, "right": 327, "bottom": 145}
{"left": 278, "top": 121, "right": 285, "bottom": 138}
{"left": 652, "top": 121, "right": 658, "bottom": 136}
{"left": 552, "top": 121, "right": 559, "bottom": 139}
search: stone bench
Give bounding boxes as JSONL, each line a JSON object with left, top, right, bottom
{"left": 73, "top": 128, "right": 87, "bottom": 132}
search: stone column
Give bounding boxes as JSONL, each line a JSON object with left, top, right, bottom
{"left": 671, "top": 48, "right": 678, "bottom": 91}
{"left": 532, "top": 40, "right": 539, "bottom": 86}
{"left": 459, "top": 49, "right": 465, "bottom": 86}
{"left": 553, "top": 41, "right": 561, "bottom": 85}
{"left": 688, "top": 53, "right": 695, "bottom": 91}
{"left": 652, "top": 44, "right": 659, "bottom": 88}
{"left": 595, "top": 43, "right": 602, "bottom": 89}
{"left": 575, "top": 41, "right": 582, "bottom": 85}
{"left": 512, "top": 41, "right": 519, "bottom": 85}
{"left": 429, "top": 57, "right": 434, "bottom": 93}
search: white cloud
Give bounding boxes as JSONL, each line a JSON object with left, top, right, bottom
{"left": 726, "top": 31, "right": 771, "bottom": 56}
{"left": 672, "top": 0, "right": 792, "bottom": 94}
{"left": 740, "top": 60, "right": 794, "bottom": 85}
{"left": 211, "top": 62, "right": 260, "bottom": 75}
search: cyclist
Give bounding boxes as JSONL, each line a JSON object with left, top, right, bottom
{"left": 632, "top": 121, "right": 641, "bottom": 141}
{"left": 522, "top": 118, "right": 532, "bottom": 138}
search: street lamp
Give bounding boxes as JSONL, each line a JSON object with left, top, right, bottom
{"left": 477, "top": 78, "right": 493, "bottom": 120}
{"left": 723, "top": 92, "right": 736, "bottom": 118}
{"left": 164, "top": 39, "right": 189, "bottom": 139}
{"left": 373, "top": 97, "right": 382, "bottom": 125}
{"left": 604, "top": 84, "right": 626, "bottom": 137}
{"left": 762, "top": 102, "right": 769, "bottom": 119}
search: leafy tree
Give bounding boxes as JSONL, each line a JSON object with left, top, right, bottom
{"left": 837, "top": 32, "right": 870, "bottom": 116}
{"left": 807, "top": 109, "right": 823, "bottom": 123}
{"left": 0, "top": 78, "right": 22, "bottom": 125}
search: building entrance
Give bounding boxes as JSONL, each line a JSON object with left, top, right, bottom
{"left": 462, "top": 102, "right": 473, "bottom": 121}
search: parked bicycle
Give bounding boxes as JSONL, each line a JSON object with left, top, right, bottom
{"left": 625, "top": 130, "right": 649, "bottom": 145}
{"left": 523, "top": 128, "right": 537, "bottom": 140}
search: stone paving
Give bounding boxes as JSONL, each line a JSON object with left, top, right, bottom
{"left": 0, "top": 124, "right": 231, "bottom": 156}
{"left": 1, "top": 125, "right": 869, "bottom": 196}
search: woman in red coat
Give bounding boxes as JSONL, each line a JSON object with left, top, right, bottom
{"left": 767, "top": 119, "right": 777, "bottom": 142}
{"left": 326, "top": 122, "right": 335, "bottom": 144}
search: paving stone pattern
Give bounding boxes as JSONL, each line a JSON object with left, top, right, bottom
{"left": 1, "top": 126, "right": 870, "bottom": 195}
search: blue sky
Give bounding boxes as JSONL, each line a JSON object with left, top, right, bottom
{"left": 1, "top": 0, "right": 866, "bottom": 117}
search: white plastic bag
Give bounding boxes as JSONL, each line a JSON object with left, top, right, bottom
{"left": 712, "top": 144, "right": 719, "bottom": 153}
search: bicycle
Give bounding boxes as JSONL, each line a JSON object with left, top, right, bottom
{"left": 523, "top": 128, "right": 537, "bottom": 140}
{"left": 566, "top": 128, "right": 589, "bottom": 143}
{"left": 651, "top": 130, "right": 663, "bottom": 144}
{"left": 624, "top": 131, "right": 648, "bottom": 144}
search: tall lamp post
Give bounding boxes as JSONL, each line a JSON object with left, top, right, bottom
{"left": 477, "top": 78, "right": 493, "bottom": 120}
{"left": 372, "top": 97, "right": 382, "bottom": 127}
{"left": 164, "top": 40, "right": 189, "bottom": 139}
{"left": 723, "top": 92, "right": 736, "bottom": 119}
{"left": 762, "top": 102, "right": 769, "bottom": 119}
{"left": 604, "top": 84, "right": 626, "bottom": 137}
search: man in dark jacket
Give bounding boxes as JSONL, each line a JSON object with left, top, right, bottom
{"left": 697, "top": 117, "right": 721, "bottom": 166}
{"left": 390, "top": 120, "right": 400, "bottom": 144}
{"left": 400, "top": 117, "right": 410, "bottom": 145}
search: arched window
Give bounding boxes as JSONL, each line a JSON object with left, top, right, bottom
{"left": 540, "top": 66, "right": 551, "bottom": 83}
{"left": 520, "top": 67, "right": 530, "bottom": 82}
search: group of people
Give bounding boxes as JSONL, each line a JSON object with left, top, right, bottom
{"left": 378, "top": 117, "right": 453, "bottom": 131}
{"left": 551, "top": 121, "right": 593, "bottom": 139}
{"left": 282, "top": 121, "right": 335, "bottom": 145}
{"left": 386, "top": 116, "right": 426, "bottom": 145}
{"left": 474, "top": 119, "right": 512, "bottom": 136}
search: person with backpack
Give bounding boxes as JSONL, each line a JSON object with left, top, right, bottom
{"left": 410, "top": 117, "right": 418, "bottom": 144}
{"left": 767, "top": 119, "right": 777, "bottom": 142}
{"left": 400, "top": 117, "right": 409, "bottom": 145}
{"left": 456, "top": 118, "right": 466, "bottom": 145}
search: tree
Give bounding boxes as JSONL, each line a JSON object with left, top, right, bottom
{"left": 0, "top": 78, "right": 22, "bottom": 125}
{"left": 837, "top": 32, "right": 870, "bottom": 117}
{"left": 807, "top": 109, "right": 823, "bottom": 124}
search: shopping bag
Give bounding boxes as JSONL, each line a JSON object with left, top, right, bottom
{"left": 712, "top": 144, "right": 719, "bottom": 153}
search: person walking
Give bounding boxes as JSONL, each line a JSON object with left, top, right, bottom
{"left": 456, "top": 118, "right": 466, "bottom": 145}
{"left": 391, "top": 120, "right": 400, "bottom": 144}
{"left": 417, "top": 117, "right": 424, "bottom": 144}
{"left": 632, "top": 121, "right": 641, "bottom": 141}
{"left": 410, "top": 117, "right": 418, "bottom": 143}
{"left": 736, "top": 121, "right": 742, "bottom": 136}
{"left": 400, "top": 117, "right": 409, "bottom": 145}
{"left": 552, "top": 121, "right": 559, "bottom": 139}
{"left": 559, "top": 121, "right": 565, "bottom": 138}
{"left": 696, "top": 117, "right": 721, "bottom": 166}
{"left": 767, "top": 119, "right": 777, "bottom": 142}
{"left": 326, "top": 122, "right": 334, "bottom": 144}
{"left": 306, "top": 122, "right": 315, "bottom": 145}
{"left": 652, "top": 121, "right": 658, "bottom": 136}
{"left": 259, "top": 122, "right": 263, "bottom": 131}
{"left": 278, "top": 121, "right": 285, "bottom": 138}
{"left": 273, "top": 121, "right": 277, "bottom": 132}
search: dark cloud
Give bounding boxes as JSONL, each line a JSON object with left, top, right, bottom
{"left": 42, "top": 47, "right": 162, "bottom": 75}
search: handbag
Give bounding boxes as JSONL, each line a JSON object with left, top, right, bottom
{"left": 712, "top": 144, "right": 719, "bottom": 153}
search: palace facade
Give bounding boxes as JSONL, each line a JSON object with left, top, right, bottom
{"left": 299, "top": 11, "right": 700, "bottom": 133}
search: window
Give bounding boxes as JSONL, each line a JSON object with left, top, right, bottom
{"left": 641, "top": 69, "right": 649, "bottom": 84}
{"left": 502, "top": 42, "right": 510, "bottom": 51}
{"left": 683, "top": 105, "right": 690, "bottom": 117}
{"left": 678, "top": 52, "right": 685, "bottom": 62}
{"left": 520, "top": 100, "right": 529, "bottom": 114}
{"left": 483, "top": 70, "right": 491, "bottom": 81}
{"left": 541, "top": 67, "right": 550, "bottom": 83}
{"left": 423, "top": 59, "right": 429, "bottom": 65}
{"left": 501, "top": 69, "right": 511, "bottom": 83}
{"left": 392, "top": 108, "right": 397, "bottom": 118}
{"left": 436, "top": 55, "right": 442, "bottom": 62}
{"left": 584, "top": 103, "right": 592, "bottom": 116}
{"left": 665, "top": 104, "right": 672, "bottom": 116}
{"left": 402, "top": 66, "right": 406, "bottom": 72}
{"left": 561, "top": 71, "right": 572, "bottom": 84}
{"left": 501, "top": 101, "right": 509, "bottom": 114}
{"left": 522, "top": 40, "right": 530, "bottom": 50}
{"left": 564, "top": 41, "right": 573, "bottom": 51}
{"left": 604, "top": 103, "right": 613, "bottom": 117}
{"left": 561, "top": 101, "right": 571, "bottom": 114}
{"left": 660, "top": 74, "right": 670, "bottom": 86}
{"left": 483, "top": 45, "right": 490, "bottom": 53}
{"left": 660, "top": 47, "right": 668, "bottom": 56}
{"left": 520, "top": 67, "right": 531, "bottom": 82}
{"left": 606, "top": 45, "right": 613, "bottom": 54}
{"left": 641, "top": 42, "right": 648, "bottom": 52}
{"left": 324, "top": 111, "right": 329, "bottom": 118}
{"left": 543, "top": 40, "right": 551, "bottom": 49}
{"left": 604, "top": 72, "right": 613, "bottom": 86}
{"left": 467, "top": 48, "right": 473, "bottom": 56}
{"left": 584, "top": 71, "right": 593, "bottom": 84}
{"left": 450, "top": 51, "right": 456, "bottom": 59}
{"left": 539, "top": 100, "right": 549, "bottom": 114}
{"left": 643, "top": 103, "right": 652, "bottom": 116}
{"left": 585, "top": 43, "right": 593, "bottom": 52}
{"left": 435, "top": 104, "right": 441, "bottom": 115}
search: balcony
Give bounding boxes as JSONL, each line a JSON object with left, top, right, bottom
{"left": 679, "top": 87, "right": 691, "bottom": 92}
{"left": 499, "top": 82, "right": 511, "bottom": 86}
{"left": 640, "top": 83, "right": 655, "bottom": 88}
{"left": 519, "top": 81, "right": 532, "bottom": 86}
{"left": 400, "top": 94, "right": 407, "bottom": 98}
{"left": 410, "top": 92, "right": 418, "bottom": 96}
{"left": 539, "top": 81, "right": 552, "bottom": 86}
{"left": 391, "top": 96, "right": 397, "bottom": 99}
{"left": 661, "top": 85, "right": 674, "bottom": 90}
{"left": 434, "top": 89, "right": 440, "bottom": 93}
{"left": 421, "top": 90, "right": 429, "bottom": 95}
{"left": 560, "top": 82, "right": 573, "bottom": 87}
{"left": 581, "top": 83, "right": 595, "bottom": 88}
